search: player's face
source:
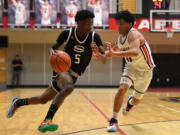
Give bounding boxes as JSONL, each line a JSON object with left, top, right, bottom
{"left": 78, "top": 19, "right": 93, "bottom": 35}
{"left": 116, "top": 19, "right": 132, "bottom": 35}
{"left": 96, "top": 0, "right": 100, "bottom": 4}
{"left": 44, "top": 0, "right": 49, "bottom": 4}
{"left": 69, "top": 1, "right": 74, "bottom": 4}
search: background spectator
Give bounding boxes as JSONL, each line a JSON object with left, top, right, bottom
{"left": 88, "top": 0, "right": 102, "bottom": 26}
{"left": 65, "top": 0, "right": 77, "bottom": 26}
{"left": 10, "top": 0, "right": 26, "bottom": 25}
{"left": 11, "top": 55, "right": 23, "bottom": 86}
{"left": 40, "top": 0, "right": 52, "bottom": 25}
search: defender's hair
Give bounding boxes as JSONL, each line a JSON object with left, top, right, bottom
{"left": 115, "top": 10, "right": 135, "bottom": 26}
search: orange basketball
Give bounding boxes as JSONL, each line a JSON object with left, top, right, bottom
{"left": 9, "top": 0, "right": 14, "bottom": 4}
{"left": 50, "top": 50, "right": 71, "bottom": 73}
{"left": 69, "top": 12, "right": 75, "bottom": 17}
{"left": 91, "top": 0, "right": 96, "bottom": 5}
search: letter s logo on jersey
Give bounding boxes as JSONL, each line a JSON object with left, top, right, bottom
{"left": 73, "top": 45, "right": 85, "bottom": 53}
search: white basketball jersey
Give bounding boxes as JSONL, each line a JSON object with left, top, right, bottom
{"left": 117, "top": 28, "right": 155, "bottom": 71}
{"left": 66, "top": 5, "right": 77, "bottom": 18}
{"left": 41, "top": 4, "right": 51, "bottom": 25}
{"left": 93, "top": 4, "right": 102, "bottom": 18}
{"left": 15, "top": 3, "right": 25, "bottom": 24}
{"left": 42, "top": 4, "right": 50, "bottom": 19}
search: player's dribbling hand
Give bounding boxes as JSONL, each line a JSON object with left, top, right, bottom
{"left": 49, "top": 48, "right": 55, "bottom": 56}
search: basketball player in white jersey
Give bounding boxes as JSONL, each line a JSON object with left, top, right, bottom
{"left": 40, "top": 0, "right": 52, "bottom": 25}
{"left": 11, "top": 0, "right": 26, "bottom": 25}
{"left": 106, "top": 11, "right": 155, "bottom": 132}
{"left": 88, "top": 0, "right": 102, "bottom": 26}
{"left": 65, "top": 0, "right": 77, "bottom": 26}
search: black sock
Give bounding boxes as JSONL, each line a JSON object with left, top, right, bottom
{"left": 16, "top": 98, "right": 28, "bottom": 106}
{"left": 44, "top": 104, "right": 58, "bottom": 121}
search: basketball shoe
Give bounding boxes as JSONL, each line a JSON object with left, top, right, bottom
{"left": 107, "top": 118, "right": 118, "bottom": 132}
{"left": 38, "top": 120, "right": 59, "bottom": 133}
{"left": 122, "top": 95, "right": 133, "bottom": 116}
{"left": 7, "top": 97, "right": 20, "bottom": 118}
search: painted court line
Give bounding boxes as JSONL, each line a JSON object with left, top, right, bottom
{"left": 79, "top": 90, "right": 126, "bottom": 135}
{"left": 157, "top": 104, "right": 180, "bottom": 113}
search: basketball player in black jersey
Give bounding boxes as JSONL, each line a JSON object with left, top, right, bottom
{"left": 6, "top": 10, "right": 107, "bottom": 133}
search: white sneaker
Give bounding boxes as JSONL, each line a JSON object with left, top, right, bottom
{"left": 107, "top": 118, "right": 118, "bottom": 132}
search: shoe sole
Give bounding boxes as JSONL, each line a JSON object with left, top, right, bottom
{"left": 38, "top": 124, "right": 58, "bottom": 133}
{"left": 107, "top": 126, "right": 118, "bottom": 132}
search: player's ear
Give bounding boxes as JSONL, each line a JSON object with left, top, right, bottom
{"left": 128, "top": 22, "right": 132, "bottom": 28}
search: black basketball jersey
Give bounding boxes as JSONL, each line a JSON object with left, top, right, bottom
{"left": 55, "top": 27, "right": 103, "bottom": 76}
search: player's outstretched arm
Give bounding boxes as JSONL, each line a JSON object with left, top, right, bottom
{"left": 108, "top": 32, "right": 140, "bottom": 58}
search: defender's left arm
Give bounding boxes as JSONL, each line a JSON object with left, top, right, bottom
{"left": 109, "top": 32, "right": 140, "bottom": 58}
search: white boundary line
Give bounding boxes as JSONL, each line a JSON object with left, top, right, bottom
{"left": 157, "top": 104, "right": 180, "bottom": 113}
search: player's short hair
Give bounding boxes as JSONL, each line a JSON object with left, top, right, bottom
{"left": 115, "top": 10, "right": 135, "bottom": 26}
{"left": 75, "top": 10, "right": 94, "bottom": 22}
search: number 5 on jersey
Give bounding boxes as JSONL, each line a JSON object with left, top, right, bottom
{"left": 75, "top": 54, "right": 81, "bottom": 64}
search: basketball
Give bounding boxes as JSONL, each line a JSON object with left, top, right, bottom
{"left": 50, "top": 51, "right": 71, "bottom": 73}
{"left": 69, "top": 12, "right": 75, "bottom": 18}
{"left": 9, "top": 0, "right": 14, "bottom": 4}
{"left": 91, "top": 0, "right": 96, "bottom": 5}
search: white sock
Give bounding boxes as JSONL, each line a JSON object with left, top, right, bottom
{"left": 112, "top": 112, "right": 118, "bottom": 120}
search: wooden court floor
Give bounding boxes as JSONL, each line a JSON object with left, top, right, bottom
{"left": 0, "top": 88, "right": 180, "bottom": 135}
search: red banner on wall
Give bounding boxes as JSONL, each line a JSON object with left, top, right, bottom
{"left": 109, "top": 18, "right": 150, "bottom": 31}
{"left": 133, "top": 18, "right": 150, "bottom": 31}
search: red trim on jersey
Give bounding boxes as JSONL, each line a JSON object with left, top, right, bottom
{"left": 141, "top": 44, "right": 155, "bottom": 68}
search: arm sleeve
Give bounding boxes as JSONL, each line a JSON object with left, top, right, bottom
{"left": 94, "top": 33, "right": 103, "bottom": 47}
{"left": 54, "top": 30, "right": 70, "bottom": 49}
